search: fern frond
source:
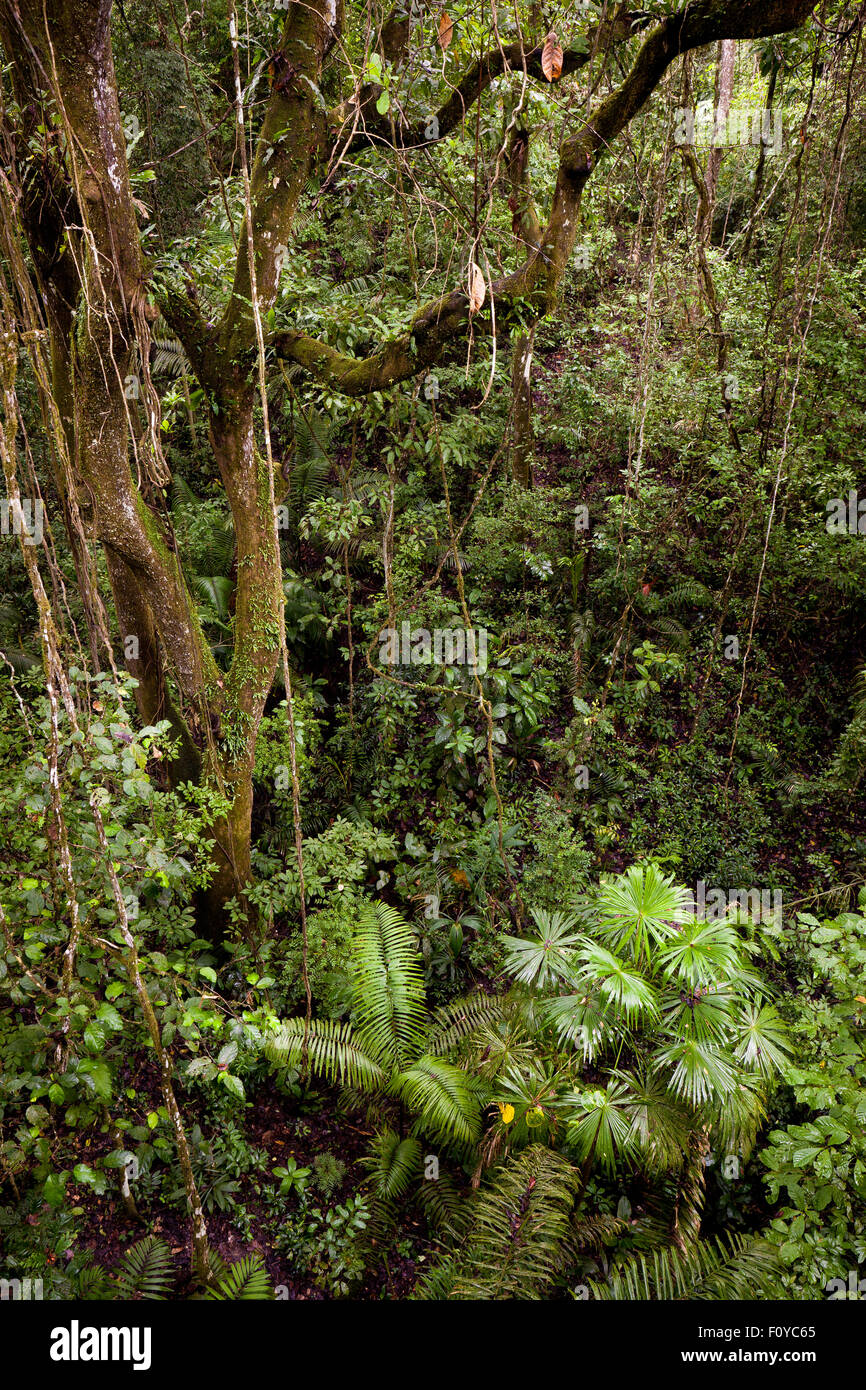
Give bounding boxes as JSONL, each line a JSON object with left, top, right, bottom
{"left": 571, "top": 1211, "right": 628, "bottom": 1254}
{"left": 352, "top": 901, "right": 428, "bottom": 1071}
{"left": 416, "top": 1168, "right": 467, "bottom": 1237}
{"left": 586, "top": 1233, "right": 783, "bottom": 1300}
{"left": 829, "top": 665, "right": 866, "bottom": 788}
{"left": 170, "top": 474, "right": 199, "bottom": 509}
{"left": 399, "top": 1055, "right": 485, "bottom": 1151}
{"left": 75, "top": 1264, "right": 115, "bottom": 1300}
{"left": 449, "top": 1146, "right": 579, "bottom": 1300}
{"left": 194, "top": 521, "right": 236, "bottom": 578}
{"left": 0, "top": 645, "right": 38, "bottom": 672}
{"left": 203, "top": 1254, "right": 273, "bottom": 1300}
{"left": 151, "top": 337, "right": 191, "bottom": 379}
{"left": 289, "top": 455, "right": 331, "bottom": 509}
{"left": 649, "top": 615, "right": 690, "bottom": 651}
{"left": 428, "top": 993, "right": 506, "bottom": 1054}
{"left": 412, "top": 1253, "right": 464, "bottom": 1300}
{"left": 113, "top": 1237, "right": 173, "bottom": 1300}
{"left": 364, "top": 1128, "right": 422, "bottom": 1204}
{"left": 265, "top": 1017, "right": 385, "bottom": 1090}
{"left": 662, "top": 579, "right": 714, "bottom": 609}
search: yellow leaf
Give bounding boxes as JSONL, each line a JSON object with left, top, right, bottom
{"left": 541, "top": 31, "right": 563, "bottom": 83}
{"left": 855, "top": 996, "right": 866, "bottom": 1004}
{"left": 498, "top": 1102, "right": 515, "bottom": 1125}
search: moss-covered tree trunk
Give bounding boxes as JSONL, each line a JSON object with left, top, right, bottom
{"left": 0, "top": 0, "right": 336, "bottom": 933}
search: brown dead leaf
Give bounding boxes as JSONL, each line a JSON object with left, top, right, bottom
{"left": 541, "top": 31, "right": 563, "bottom": 82}
{"left": 467, "top": 260, "right": 485, "bottom": 313}
{"left": 438, "top": 12, "right": 453, "bottom": 49}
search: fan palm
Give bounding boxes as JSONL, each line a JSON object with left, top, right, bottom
{"left": 495, "top": 864, "right": 789, "bottom": 1187}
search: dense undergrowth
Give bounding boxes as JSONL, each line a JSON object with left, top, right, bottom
{"left": 1, "top": 0, "right": 865, "bottom": 1303}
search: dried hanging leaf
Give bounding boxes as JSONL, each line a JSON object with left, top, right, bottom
{"left": 541, "top": 31, "right": 563, "bottom": 82}
{"left": 438, "top": 12, "right": 454, "bottom": 49}
{"left": 467, "top": 261, "right": 485, "bottom": 313}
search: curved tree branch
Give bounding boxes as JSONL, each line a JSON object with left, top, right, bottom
{"left": 336, "top": 8, "right": 643, "bottom": 157}
{"left": 276, "top": 0, "right": 818, "bottom": 397}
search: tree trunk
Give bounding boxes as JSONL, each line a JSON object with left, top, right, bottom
{"left": 0, "top": 0, "right": 335, "bottom": 934}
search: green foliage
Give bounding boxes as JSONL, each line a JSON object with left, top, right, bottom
{"left": 585, "top": 1234, "right": 784, "bottom": 1301}
{"left": 113, "top": 1237, "right": 173, "bottom": 1300}
{"left": 3, "top": 0, "right": 866, "bottom": 1311}
{"left": 312, "top": 1152, "right": 346, "bottom": 1198}
{"left": 418, "top": 1146, "right": 579, "bottom": 1300}
{"left": 275, "top": 1192, "right": 371, "bottom": 1298}
{"left": 265, "top": 901, "right": 487, "bottom": 1154}
{"left": 203, "top": 1254, "right": 273, "bottom": 1301}
{"left": 758, "top": 906, "right": 866, "bottom": 1295}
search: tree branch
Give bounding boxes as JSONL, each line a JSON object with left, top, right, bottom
{"left": 276, "top": 0, "right": 818, "bottom": 396}
{"left": 336, "top": 11, "right": 641, "bottom": 158}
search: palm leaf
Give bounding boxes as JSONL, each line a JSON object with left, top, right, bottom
{"left": 732, "top": 1003, "right": 790, "bottom": 1077}
{"left": 194, "top": 575, "right": 234, "bottom": 621}
{"left": 502, "top": 909, "right": 583, "bottom": 990}
{"left": 596, "top": 864, "right": 688, "bottom": 965}
{"left": 560, "top": 1080, "right": 639, "bottom": 1172}
{"left": 576, "top": 942, "right": 659, "bottom": 1024}
{"left": 653, "top": 1038, "right": 737, "bottom": 1107}
{"left": 543, "top": 989, "right": 612, "bottom": 1061}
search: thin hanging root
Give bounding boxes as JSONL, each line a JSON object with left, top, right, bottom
{"left": 0, "top": 320, "right": 81, "bottom": 1068}
{"left": 0, "top": 174, "right": 120, "bottom": 680}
